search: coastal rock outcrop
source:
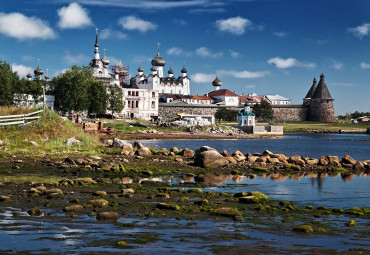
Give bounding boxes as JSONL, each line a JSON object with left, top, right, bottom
{"left": 194, "top": 146, "right": 228, "bottom": 168}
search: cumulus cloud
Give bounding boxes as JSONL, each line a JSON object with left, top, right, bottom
{"left": 166, "top": 47, "right": 192, "bottom": 57}
{"left": 100, "top": 28, "right": 127, "bottom": 40}
{"left": 0, "top": 12, "right": 55, "bottom": 40}
{"left": 118, "top": 16, "right": 157, "bottom": 33}
{"left": 57, "top": 3, "right": 93, "bottom": 29}
{"left": 221, "top": 70, "right": 269, "bottom": 79}
{"left": 229, "top": 50, "right": 240, "bottom": 58}
{"left": 245, "top": 84, "right": 256, "bottom": 89}
{"left": 348, "top": 23, "right": 370, "bottom": 39}
{"left": 267, "top": 57, "right": 315, "bottom": 69}
{"left": 62, "top": 51, "right": 89, "bottom": 64}
{"left": 191, "top": 73, "right": 215, "bottom": 83}
{"left": 11, "top": 64, "right": 33, "bottom": 78}
{"left": 215, "top": 16, "right": 251, "bottom": 35}
{"left": 196, "top": 47, "right": 223, "bottom": 58}
{"left": 360, "top": 62, "right": 370, "bottom": 69}
{"left": 273, "top": 32, "right": 286, "bottom": 37}
{"left": 329, "top": 60, "right": 343, "bottom": 70}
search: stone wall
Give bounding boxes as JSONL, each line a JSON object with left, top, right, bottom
{"left": 159, "top": 104, "right": 240, "bottom": 121}
{"left": 271, "top": 105, "right": 308, "bottom": 122}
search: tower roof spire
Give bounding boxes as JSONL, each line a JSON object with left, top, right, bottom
{"left": 95, "top": 28, "right": 99, "bottom": 47}
{"left": 312, "top": 73, "right": 332, "bottom": 100}
{"left": 304, "top": 76, "right": 318, "bottom": 99}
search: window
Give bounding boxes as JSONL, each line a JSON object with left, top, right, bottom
{"left": 244, "top": 120, "right": 247, "bottom": 124}
{"left": 152, "top": 92, "right": 155, "bottom": 97}
{"left": 136, "top": 91, "right": 139, "bottom": 96}
{"left": 151, "top": 101, "right": 155, "bottom": 109}
{"left": 136, "top": 101, "right": 139, "bottom": 108}
{"left": 128, "top": 91, "right": 131, "bottom": 96}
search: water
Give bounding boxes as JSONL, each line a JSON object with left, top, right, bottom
{"left": 137, "top": 133, "right": 370, "bottom": 160}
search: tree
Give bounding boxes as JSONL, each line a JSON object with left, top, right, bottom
{"left": 88, "top": 80, "right": 108, "bottom": 114}
{"left": 253, "top": 100, "right": 274, "bottom": 121}
{"left": 215, "top": 108, "right": 234, "bottom": 124}
{"left": 51, "top": 65, "right": 105, "bottom": 113}
{"left": 108, "top": 84, "right": 124, "bottom": 117}
{"left": 0, "top": 60, "right": 19, "bottom": 106}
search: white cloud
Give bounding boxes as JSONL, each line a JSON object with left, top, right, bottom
{"left": 22, "top": 55, "right": 35, "bottom": 62}
{"left": 54, "top": 69, "right": 67, "bottom": 77}
{"left": 196, "top": 47, "right": 223, "bottom": 58}
{"left": 100, "top": 28, "right": 127, "bottom": 40}
{"left": 167, "top": 47, "right": 192, "bottom": 57}
{"left": 118, "top": 16, "right": 157, "bottom": 33}
{"left": 57, "top": 3, "right": 93, "bottom": 29}
{"left": 229, "top": 50, "right": 240, "bottom": 58}
{"left": 267, "top": 57, "right": 315, "bottom": 69}
{"left": 360, "top": 62, "right": 370, "bottom": 69}
{"left": 62, "top": 51, "right": 89, "bottom": 64}
{"left": 331, "top": 82, "right": 357, "bottom": 87}
{"left": 191, "top": 73, "right": 215, "bottom": 83}
{"left": 348, "top": 23, "right": 370, "bottom": 39}
{"left": 215, "top": 16, "right": 251, "bottom": 35}
{"left": 0, "top": 12, "right": 55, "bottom": 40}
{"left": 11, "top": 64, "right": 33, "bottom": 78}
{"left": 329, "top": 60, "right": 343, "bottom": 70}
{"left": 221, "top": 70, "right": 269, "bottom": 79}
{"left": 189, "top": 8, "right": 225, "bottom": 14}
{"left": 273, "top": 32, "right": 286, "bottom": 37}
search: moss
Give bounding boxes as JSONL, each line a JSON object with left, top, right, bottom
{"left": 194, "top": 199, "right": 209, "bottom": 206}
{"left": 88, "top": 199, "right": 109, "bottom": 207}
{"left": 332, "top": 167, "right": 349, "bottom": 173}
{"left": 306, "top": 205, "right": 314, "bottom": 210}
{"left": 239, "top": 191, "right": 268, "bottom": 204}
{"left": 231, "top": 170, "right": 241, "bottom": 175}
{"left": 116, "top": 241, "right": 128, "bottom": 247}
{"left": 252, "top": 167, "right": 269, "bottom": 173}
{"left": 345, "top": 220, "right": 357, "bottom": 227}
{"left": 156, "top": 203, "right": 180, "bottom": 210}
{"left": 233, "top": 192, "right": 248, "bottom": 198}
{"left": 187, "top": 188, "right": 203, "bottom": 194}
{"left": 210, "top": 207, "right": 243, "bottom": 221}
{"left": 362, "top": 207, "right": 370, "bottom": 214}
{"left": 178, "top": 197, "right": 189, "bottom": 203}
{"left": 293, "top": 224, "right": 314, "bottom": 234}
{"left": 141, "top": 170, "right": 153, "bottom": 176}
{"left": 346, "top": 207, "right": 364, "bottom": 216}
{"left": 332, "top": 208, "right": 345, "bottom": 214}
{"left": 186, "top": 173, "right": 196, "bottom": 177}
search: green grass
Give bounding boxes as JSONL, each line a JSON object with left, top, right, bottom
{"left": 0, "top": 107, "right": 103, "bottom": 155}
{"left": 0, "top": 175, "right": 63, "bottom": 184}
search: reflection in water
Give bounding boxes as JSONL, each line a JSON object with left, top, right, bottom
{"left": 270, "top": 173, "right": 287, "bottom": 182}
{"left": 341, "top": 173, "right": 355, "bottom": 183}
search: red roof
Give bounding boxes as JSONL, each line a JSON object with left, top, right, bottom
{"left": 163, "top": 93, "right": 180, "bottom": 99}
{"left": 183, "top": 95, "right": 213, "bottom": 100}
{"left": 238, "top": 95, "right": 271, "bottom": 104}
{"left": 207, "top": 89, "right": 239, "bottom": 97}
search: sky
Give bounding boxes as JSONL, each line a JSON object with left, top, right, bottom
{"left": 1, "top": 0, "right": 370, "bottom": 115}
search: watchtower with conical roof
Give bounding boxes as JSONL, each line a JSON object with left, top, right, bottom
{"left": 307, "top": 73, "right": 335, "bottom": 122}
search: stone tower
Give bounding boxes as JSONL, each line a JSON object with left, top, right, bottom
{"left": 308, "top": 73, "right": 335, "bottom": 122}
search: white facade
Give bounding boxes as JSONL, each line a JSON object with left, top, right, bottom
{"left": 238, "top": 103, "right": 255, "bottom": 126}
{"left": 266, "top": 94, "right": 290, "bottom": 105}
{"left": 119, "top": 89, "right": 159, "bottom": 119}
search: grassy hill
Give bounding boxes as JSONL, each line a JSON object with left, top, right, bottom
{"left": 0, "top": 107, "right": 102, "bottom": 155}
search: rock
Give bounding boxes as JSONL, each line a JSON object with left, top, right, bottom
{"left": 156, "top": 203, "right": 180, "bottom": 210}
{"left": 88, "top": 199, "right": 109, "bottom": 207}
{"left": 122, "top": 188, "right": 135, "bottom": 194}
{"left": 270, "top": 153, "right": 288, "bottom": 161}
{"left": 88, "top": 155, "right": 101, "bottom": 161}
{"left": 194, "top": 146, "right": 228, "bottom": 168}
{"left": 174, "top": 157, "right": 183, "bottom": 163}
{"left": 30, "top": 141, "right": 38, "bottom": 146}
{"left": 170, "top": 147, "right": 180, "bottom": 153}
{"left": 181, "top": 148, "right": 195, "bottom": 158}
{"left": 44, "top": 188, "right": 63, "bottom": 195}
{"left": 342, "top": 155, "right": 357, "bottom": 165}
{"left": 194, "top": 199, "right": 209, "bottom": 206}
{"left": 63, "top": 205, "right": 83, "bottom": 212}
{"left": 28, "top": 208, "right": 42, "bottom": 216}
{"left": 267, "top": 157, "right": 280, "bottom": 164}
{"left": 263, "top": 149, "right": 274, "bottom": 155}
{"left": 293, "top": 224, "right": 314, "bottom": 234}
{"left": 0, "top": 139, "right": 4, "bottom": 146}
{"left": 224, "top": 156, "right": 237, "bottom": 165}
{"left": 66, "top": 137, "right": 81, "bottom": 146}
{"left": 232, "top": 151, "right": 246, "bottom": 162}
{"left": 233, "top": 192, "right": 248, "bottom": 198}
{"left": 210, "top": 207, "right": 243, "bottom": 221}
{"left": 160, "top": 148, "right": 169, "bottom": 155}
{"left": 0, "top": 195, "right": 11, "bottom": 202}
{"left": 256, "top": 156, "right": 268, "bottom": 163}
{"left": 220, "top": 150, "right": 228, "bottom": 156}
{"left": 96, "top": 211, "right": 120, "bottom": 220}
{"left": 116, "top": 241, "right": 128, "bottom": 247}
{"left": 319, "top": 156, "right": 329, "bottom": 166}
{"left": 135, "top": 147, "right": 152, "bottom": 156}
{"left": 156, "top": 193, "right": 170, "bottom": 199}
{"left": 133, "top": 142, "right": 144, "bottom": 149}
{"left": 122, "top": 143, "right": 134, "bottom": 154}
{"left": 289, "top": 155, "right": 302, "bottom": 164}
{"left": 306, "top": 158, "right": 319, "bottom": 165}
{"left": 247, "top": 155, "right": 258, "bottom": 163}
{"left": 113, "top": 138, "right": 127, "bottom": 148}
{"left": 239, "top": 191, "right": 269, "bottom": 204}
{"left": 327, "top": 156, "right": 340, "bottom": 166}
{"left": 92, "top": 191, "right": 107, "bottom": 196}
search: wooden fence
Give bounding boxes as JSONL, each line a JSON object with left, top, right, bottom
{"left": 0, "top": 110, "right": 43, "bottom": 126}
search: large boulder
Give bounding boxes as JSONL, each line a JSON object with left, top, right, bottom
{"left": 0, "top": 140, "right": 4, "bottom": 146}
{"left": 232, "top": 151, "right": 246, "bottom": 162}
{"left": 194, "top": 146, "right": 228, "bottom": 168}
{"left": 181, "top": 148, "right": 195, "bottom": 158}
{"left": 96, "top": 211, "right": 120, "bottom": 220}
{"left": 342, "top": 155, "right": 357, "bottom": 165}
{"left": 247, "top": 155, "right": 258, "bottom": 163}
{"left": 319, "top": 156, "right": 329, "bottom": 166}
{"left": 135, "top": 147, "right": 152, "bottom": 156}
{"left": 224, "top": 156, "right": 237, "bottom": 165}
{"left": 327, "top": 156, "right": 340, "bottom": 166}
{"left": 133, "top": 142, "right": 144, "bottom": 149}
{"left": 306, "top": 158, "right": 319, "bottom": 166}
{"left": 170, "top": 147, "right": 180, "bottom": 153}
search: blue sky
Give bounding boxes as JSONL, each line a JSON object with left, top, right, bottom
{"left": 1, "top": 0, "right": 370, "bottom": 115}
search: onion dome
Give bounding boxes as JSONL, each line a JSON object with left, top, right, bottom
{"left": 26, "top": 73, "right": 32, "bottom": 79}
{"left": 244, "top": 102, "right": 251, "bottom": 107}
{"left": 115, "top": 68, "right": 120, "bottom": 74}
{"left": 151, "top": 49, "right": 166, "bottom": 66}
{"left": 212, "top": 77, "right": 222, "bottom": 87}
{"left": 34, "top": 64, "right": 43, "bottom": 76}
{"left": 168, "top": 67, "right": 174, "bottom": 74}
{"left": 151, "top": 66, "right": 157, "bottom": 72}
{"left": 181, "top": 66, "right": 187, "bottom": 73}
{"left": 137, "top": 64, "right": 144, "bottom": 72}
{"left": 102, "top": 56, "right": 110, "bottom": 65}
{"left": 45, "top": 74, "right": 50, "bottom": 80}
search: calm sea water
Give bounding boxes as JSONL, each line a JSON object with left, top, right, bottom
{"left": 137, "top": 133, "right": 370, "bottom": 161}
